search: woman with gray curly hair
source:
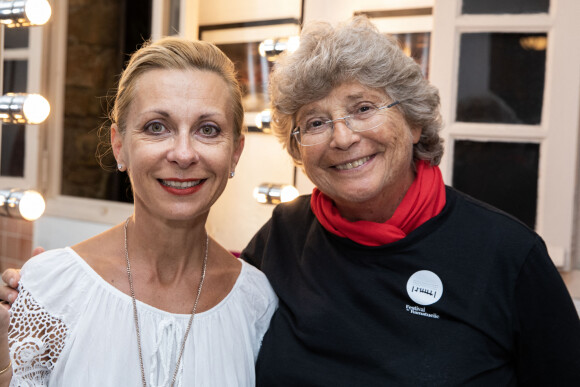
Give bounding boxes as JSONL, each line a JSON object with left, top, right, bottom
{"left": 243, "top": 16, "right": 580, "bottom": 385}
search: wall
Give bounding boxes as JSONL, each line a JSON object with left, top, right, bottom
{"left": 0, "top": 217, "right": 32, "bottom": 272}
{"left": 303, "top": 0, "right": 433, "bottom": 23}
{"left": 33, "top": 216, "right": 110, "bottom": 251}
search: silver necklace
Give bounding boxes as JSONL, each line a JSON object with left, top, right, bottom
{"left": 124, "top": 218, "right": 208, "bottom": 387}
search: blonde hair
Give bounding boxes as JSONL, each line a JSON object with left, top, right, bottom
{"left": 269, "top": 16, "right": 443, "bottom": 166}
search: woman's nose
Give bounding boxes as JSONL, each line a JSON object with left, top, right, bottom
{"left": 167, "top": 133, "right": 199, "bottom": 167}
{"left": 329, "top": 119, "right": 360, "bottom": 149}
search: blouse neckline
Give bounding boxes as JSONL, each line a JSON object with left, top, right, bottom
{"left": 63, "top": 246, "right": 247, "bottom": 319}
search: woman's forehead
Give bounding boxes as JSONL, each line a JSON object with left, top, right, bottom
{"left": 298, "top": 83, "right": 387, "bottom": 114}
{"left": 131, "top": 69, "right": 231, "bottom": 110}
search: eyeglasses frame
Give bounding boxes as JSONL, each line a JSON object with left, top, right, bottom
{"left": 291, "top": 100, "right": 401, "bottom": 146}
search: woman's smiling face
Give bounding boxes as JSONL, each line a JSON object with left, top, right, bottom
{"left": 297, "top": 82, "right": 420, "bottom": 221}
{"left": 112, "top": 68, "right": 244, "bottom": 222}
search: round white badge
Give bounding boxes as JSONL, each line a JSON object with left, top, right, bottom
{"left": 406, "top": 270, "right": 443, "bottom": 305}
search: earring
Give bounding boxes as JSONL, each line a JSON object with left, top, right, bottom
{"left": 118, "top": 163, "right": 124, "bottom": 171}
{"left": 229, "top": 171, "right": 235, "bottom": 178}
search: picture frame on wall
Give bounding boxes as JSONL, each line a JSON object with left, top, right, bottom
{"left": 199, "top": 19, "right": 301, "bottom": 131}
{"left": 356, "top": 8, "right": 433, "bottom": 78}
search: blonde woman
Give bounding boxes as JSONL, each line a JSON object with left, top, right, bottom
{"left": 2, "top": 37, "right": 277, "bottom": 386}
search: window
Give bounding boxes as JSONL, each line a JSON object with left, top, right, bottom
{"left": 59, "top": 0, "right": 151, "bottom": 203}
{"left": 452, "top": 140, "right": 539, "bottom": 229}
{"left": 430, "top": 0, "right": 580, "bottom": 268}
{"left": 462, "top": 0, "right": 549, "bottom": 15}
{"left": 456, "top": 32, "right": 546, "bottom": 125}
{"left": 0, "top": 55, "right": 27, "bottom": 177}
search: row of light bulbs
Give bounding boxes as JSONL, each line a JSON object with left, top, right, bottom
{"left": 0, "top": 0, "right": 52, "bottom": 221}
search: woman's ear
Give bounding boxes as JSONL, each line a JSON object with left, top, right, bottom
{"left": 231, "top": 134, "right": 245, "bottom": 170}
{"left": 411, "top": 126, "right": 422, "bottom": 144}
{"left": 111, "top": 123, "right": 125, "bottom": 166}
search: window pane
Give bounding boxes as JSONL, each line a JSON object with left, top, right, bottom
{"left": 391, "top": 32, "right": 430, "bottom": 78}
{"left": 0, "top": 124, "right": 25, "bottom": 177}
{"left": 218, "top": 42, "right": 274, "bottom": 113}
{"left": 456, "top": 33, "right": 546, "bottom": 125}
{"left": 61, "top": 0, "right": 151, "bottom": 203}
{"left": 452, "top": 140, "right": 539, "bottom": 229}
{"left": 4, "top": 28, "right": 29, "bottom": 49}
{"left": 1, "top": 61, "right": 28, "bottom": 178}
{"left": 3, "top": 60, "right": 28, "bottom": 93}
{"left": 167, "top": 0, "right": 180, "bottom": 35}
{"left": 124, "top": 0, "right": 152, "bottom": 57}
{"left": 462, "top": 0, "right": 549, "bottom": 14}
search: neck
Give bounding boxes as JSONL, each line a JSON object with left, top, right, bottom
{"left": 124, "top": 214, "right": 208, "bottom": 285}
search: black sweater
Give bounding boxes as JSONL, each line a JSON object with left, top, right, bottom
{"left": 243, "top": 187, "right": 580, "bottom": 386}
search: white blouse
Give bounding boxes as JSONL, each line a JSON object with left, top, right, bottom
{"left": 9, "top": 247, "right": 278, "bottom": 387}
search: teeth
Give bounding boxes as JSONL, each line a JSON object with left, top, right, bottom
{"left": 335, "top": 156, "right": 371, "bottom": 170}
{"left": 161, "top": 180, "right": 201, "bottom": 189}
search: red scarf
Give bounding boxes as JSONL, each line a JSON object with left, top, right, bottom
{"left": 310, "top": 160, "right": 446, "bottom": 246}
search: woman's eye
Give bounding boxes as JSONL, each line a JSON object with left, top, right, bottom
{"left": 303, "top": 120, "right": 327, "bottom": 134}
{"left": 145, "top": 122, "right": 166, "bottom": 134}
{"left": 307, "top": 119, "right": 328, "bottom": 129}
{"left": 354, "top": 104, "right": 378, "bottom": 119}
{"left": 198, "top": 124, "right": 219, "bottom": 137}
{"left": 357, "top": 105, "right": 374, "bottom": 114}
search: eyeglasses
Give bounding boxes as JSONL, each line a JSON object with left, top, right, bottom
{"left": 292, "top": 101, "right": 401, "bottom": 146}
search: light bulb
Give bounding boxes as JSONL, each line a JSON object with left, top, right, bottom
{"left": 18, "top": 190, "right": 45, "bottom": 220}
{"left": 254, "top": 114, "right": 263, "bottom": 129}
{"left": 253, "top": 187, "right": 268, "bottom": 204}
{"left": 280, "top": 185, "right": 299, "bottom": 203}
{"left": 25, "top": 0, "right": 51, "bottom": 26}
{"left": 22, "top": 94, "right": 50, "bottom": 124}
{"left": 253, "top": 184, "right": 299, "bottom": 204}
{"left": 258, "top": 39, "right": 274, "bottom": 58}
{"left": 286, "top": 36, "right": 300, "bottom": 54}
{"left": 255, "top": 109, "right": 271, "bottom": 130}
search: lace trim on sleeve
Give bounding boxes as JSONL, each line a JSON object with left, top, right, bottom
{"left": 9, "top": 285, "right": 69, "bottom": 386}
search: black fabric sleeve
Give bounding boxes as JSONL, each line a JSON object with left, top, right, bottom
{"left": 514, "top": 238, "right": 580, "bottom": 386}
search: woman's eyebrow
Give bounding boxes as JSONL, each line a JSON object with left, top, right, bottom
{"left": 297, "top": 107, "right": 322, "bottom": 122}
{"left": 344, "top": 93, "right": 366, "bottom": 101}
{"left": 141, "top": 109, "right": 170, "bottom": 117}
{"left": 139, "top": 110, "right": 224, "bottom": 121}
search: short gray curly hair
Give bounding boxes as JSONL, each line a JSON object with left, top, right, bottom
{"left": 269, "top": 16, "right": 443, "bottom": 166}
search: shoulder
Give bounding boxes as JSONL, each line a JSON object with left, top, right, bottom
{"left": 231, "top": 260, "right": 278, "bottom": 320}
{"left": 442, "top": 186, "right": 548, "bottom": 268}
{"left": 21, "top": 247, "right": 82, "bottom": 283}
{"left": 446, "top": 186, "right": 537, "bottom": 237}
{"left": 19, "top": 247, "right": 95, "bottom": 323}
{"left": 238, "top": 260, "right": 277, "bottom": 304}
